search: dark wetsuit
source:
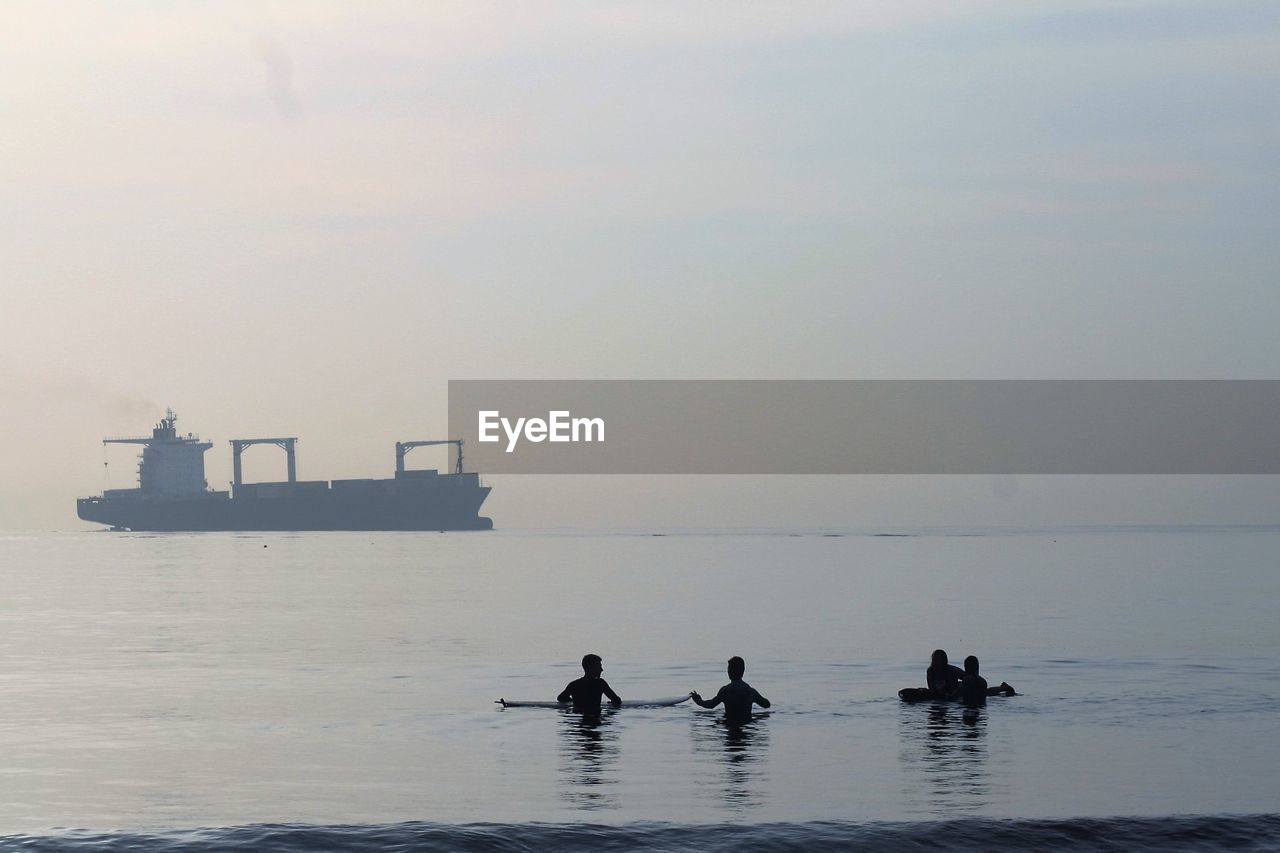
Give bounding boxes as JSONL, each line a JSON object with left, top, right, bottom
{"left": 558, "top": 676, "right": 621, "bottom": 710}
{"left": 960, "top": 672, "right": 988, "bottom": 707}
{"left": 696, "top": 679, "right": 770, "bottom": 725}
{"left": 926, "top": 663, "right": 965, "bottom": 700}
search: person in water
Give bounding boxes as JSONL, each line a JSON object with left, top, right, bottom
{"left": 960, "top": 655, "right": 1017, "bottom": 706}
{"left": 960, "top": 655, "right": 989, "bottom": 706}
{"left": 558, "top": 653, "right": 622, "bottom": 711}
{"left": 691, "top": 656, "right": 771, "bottom": 725}
{"left": 927, "top": 649, "right": 966, "bottom": 700}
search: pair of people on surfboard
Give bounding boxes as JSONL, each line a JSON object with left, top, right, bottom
{"left": 558, "top": 653, "right": 770, "bottom": 724}
{"left": 925, "top": 649, "right": 1015, "bottom": 705}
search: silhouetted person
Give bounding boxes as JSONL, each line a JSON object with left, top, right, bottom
{"left": 558, "top": 653, "right": 622, "bottom": 711}
{"left": 960, "top": 655, "right": 1015, "bottom": 706}
{"left": 927, "top": 649, "right": 965, "bottom": 700}
{"left": 691, "top": 656, "right": 770, "bottom": 725}
{"left": 960, "top": 655, "right": 988, "bottom": 706}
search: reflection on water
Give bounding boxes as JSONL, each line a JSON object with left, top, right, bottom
{"left": 690, "top": 715, "right": 770, "bottom": 811}
{"left": 899, "top": 703, "right": 997, "bottom": 816}
{"left": 557, "top": 710, "right": 620, "bottom": 811}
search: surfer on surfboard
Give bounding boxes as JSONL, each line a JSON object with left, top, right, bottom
{"left": 927, "top": 649, "right": 965, "bottom": 700}
{"left": 960, "top": 655, "right": 1016, "bottom": 706}
{"left": 691, "top": 656, "right": 770, "bottom": 725}
{"left": 898, "top": 650, "right": 1016, "bottom": 703}
{"left": 558, "top": 653, "right": 622, "bottom": 711}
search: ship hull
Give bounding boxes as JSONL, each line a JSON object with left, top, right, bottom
{"left": 77, "top": 483, "right": 493, "bottom": 532}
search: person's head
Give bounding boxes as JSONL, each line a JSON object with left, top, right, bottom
{"left": 727, "top": 656, "right": 746, "bottom": 680}
{"left": 581, "top": 654, "right": 603, "bottom": 677}
{"left": 964, "top": 655, "right": 979, "bottom": 674}
{"left": 931, "top": 649, "right": 948, "bottom": 668}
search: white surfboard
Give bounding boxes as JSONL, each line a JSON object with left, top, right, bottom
{"left": 497, "top": 695, "right": 691, "bottom": 709}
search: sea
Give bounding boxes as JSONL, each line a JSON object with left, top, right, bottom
{"left": 1, "top": 527, "right": 1278, "bottom": 850}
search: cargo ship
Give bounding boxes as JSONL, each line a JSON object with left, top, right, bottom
{"left": 77, "top": 410, "right": 493, "bottom": 531}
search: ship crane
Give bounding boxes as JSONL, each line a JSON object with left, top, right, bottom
{"left": 229, "top": 437, "right": 298, "bottom": 486}
{"left": 396, "top": 439, "right": 464, "bottom": 476}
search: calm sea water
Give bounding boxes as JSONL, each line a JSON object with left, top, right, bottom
{"left": 1, "top": 527, "right": 1278, "bottom": 849}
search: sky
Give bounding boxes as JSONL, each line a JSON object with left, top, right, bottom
{"left": 2, "top": 0, "right": 1279, "bottom": 529}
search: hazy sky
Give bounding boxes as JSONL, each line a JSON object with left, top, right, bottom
{"left": 3, "top": 1, "right": 1279, "bottom": 529}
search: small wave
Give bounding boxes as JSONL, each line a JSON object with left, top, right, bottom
{"left": 6, "top": 815, "right": 1280, "bottom": 852}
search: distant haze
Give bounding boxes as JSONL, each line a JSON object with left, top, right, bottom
{"left": 2, "top": 2, "right": 1279, "bottom": 529}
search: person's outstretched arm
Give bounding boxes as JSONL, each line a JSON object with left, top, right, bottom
{"left": 601, "top": 679, "right": 622, "bottom": 707}
{"left": 751, "top": 688, "right": 771, "bottom": 709}
{"left": 690, "top": 689, "right": 723, "bottom": 709}
{"left": 557, "top": 683, "right": 574, "bottom": 703}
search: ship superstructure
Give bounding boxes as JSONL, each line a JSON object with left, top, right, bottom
{"left": 103, "top": 409, "right": 214, "bottom": 498}
{"left": 77, "top": 411, "right": 492, "bottom": 531}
